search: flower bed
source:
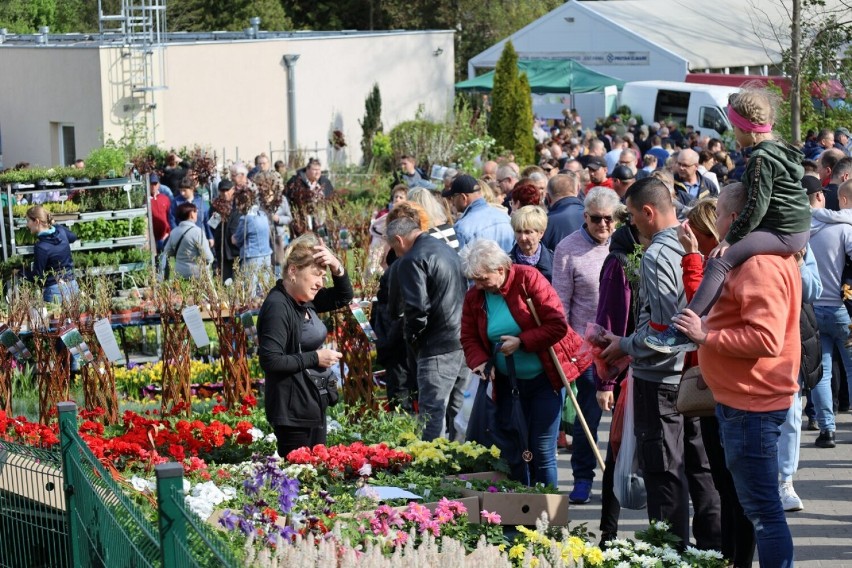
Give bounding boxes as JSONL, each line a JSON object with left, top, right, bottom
{"left": 2, "top": 397, "right": 728, "bottom": 566}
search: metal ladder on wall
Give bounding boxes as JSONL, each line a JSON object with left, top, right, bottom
{"left": 98, "top": 0, "right": 168, "bottom": 145}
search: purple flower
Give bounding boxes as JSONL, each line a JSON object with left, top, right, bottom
{"left": 280, "top": 526, "right": 297, "bottom": 543}
{"left": 238, "top": 517, "right": 255, "bottom": 536}
{"left": 218, "top": 509, "right": 239, "bottom": 531}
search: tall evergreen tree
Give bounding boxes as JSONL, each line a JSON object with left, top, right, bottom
{"left": 488, "top": 41, "right": 519, "bottom": 155}
{"left": 359, "top": 84, "right": 383, "bottom": 166}
{"left": 512, "top": 73, "right": 536, "bottom": 165}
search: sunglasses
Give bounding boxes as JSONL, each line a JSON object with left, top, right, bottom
{"left": 587, "top": 214, "right": 614, "bottom": 225}
{"left": 542, "top": 167, "right": 554, "bottom": 172}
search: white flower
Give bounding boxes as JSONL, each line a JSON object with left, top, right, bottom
{"left": 249, "top": 427, "right": 265, "bottom": 442}
{"left": 264, "top": 432, "right": 278, "bottom": 444}
{"left": 184, "top": 481, "right": 235, "bottom": 521}
{"left": 129, "top": 476, "right": 155, "bottom": 494}
{"left": 327, "top": 419, "right": 343, "bottom": 432}
{"left": 662, "top": 549, "right": 682, "bottom": 562}
{"left": 615, "top": 562, "right": 631, "bottom": 568}
{"left": 355, "top": 486, "right": 380, "bottom": 501}
{"left": 602, "top": 549, "right": 624, "bottom": 561}
{"left": 182, "top": 479, "right": 191, "bottom": 493}
{"left": 634, "top": 541, "right": 650, "bottom": 552}
{"left": 358, "top": 463, "right": 373, "bottom": 477}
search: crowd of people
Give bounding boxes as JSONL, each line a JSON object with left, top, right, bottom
{"left": 257, "top": 86, "right": 851, "bottom": 568}
{"left": 12, "top": 82, "right": 852, "bottom": 566}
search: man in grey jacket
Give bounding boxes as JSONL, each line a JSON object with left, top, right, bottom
{"left": 807, "top": 178, "right": 852, "bottom": 449}
{"left": 600, "top": 177, "right": 720, "bottom": 550}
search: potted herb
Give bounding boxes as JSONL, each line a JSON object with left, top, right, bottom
{"left": 86, "top": 144, "right": 128, "bottom": 182}
{"left": 111, "top": 297, "right": 134, "bottom": 325}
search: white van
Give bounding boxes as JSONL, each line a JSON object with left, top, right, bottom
{"left": 620, "top": 81, "right": 739, "bottom": 140}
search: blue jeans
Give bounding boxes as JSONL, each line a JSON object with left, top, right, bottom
{"left": 496, "top": 372, "right": 564, "bottom": 488}
{"left": 778, "top": 377, "right": 803, "bottom": 482}
{"left": 813, "top": 305, "right": 851, "bottom": 432}
{"left": 43, "top": 279, "right": 79, "bottom": 303}
{"left": 416, "top": 349, "right": 467, "bottom": 441}
{"left": 716, "top": 404, "right": 793, "bottom": 568}
{"left": 571, "top": 367, "right": 604, "bottom": 481}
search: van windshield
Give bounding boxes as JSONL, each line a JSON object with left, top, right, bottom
{"left": 700, "top": 106, "right": 729, "bottom": 135}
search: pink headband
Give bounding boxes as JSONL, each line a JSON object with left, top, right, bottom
{"left": 727, "top": 104, "right": 772, "bottom": 133}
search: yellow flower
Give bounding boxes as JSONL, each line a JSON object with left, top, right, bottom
{"left": 567, "top": 536, "right": 586, "bottom": 560}
{"left": 508, "top": 544, "right": 526, "bottom": 560}
{"left": 529, "top": 557, "right": 539, "bottom": 568}
{"left": 489, "top": 445, "right": 501, "bottom": 458}
{"left": 584, "top": 547, "right": 604, "bottom": 565}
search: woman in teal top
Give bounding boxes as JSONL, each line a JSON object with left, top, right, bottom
{"left": 460, "top": 239, "right": 590, "bottom": 488}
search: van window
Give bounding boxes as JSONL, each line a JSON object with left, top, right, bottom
{"left": 700, "top": 106, "right": 728, "bottom": 135}
{"left": 655, "top": 90, "right": 690, "bottom": 125}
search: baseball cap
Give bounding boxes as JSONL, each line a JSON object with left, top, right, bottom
{"left": 586, "top": 156, "right": 607, "bottom": 170}
{"left": 836, "top": 127, "right": 851, "bottom": 138}
{"left": 611, "top": 165, "right": 635, "bottom": 181}
{"left": 441, "top": 174, "right": 479, "bottom": 198}
{"left": 149, "top": 173, "right": 160, "bottom": 184}
{"left": 801, "top": 175, "right": 823, "bottom": 196}
{"left": 218, "top": 179, "right": 235, "bottom": 192}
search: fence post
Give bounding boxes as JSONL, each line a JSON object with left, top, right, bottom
{"left": 58, "top": 401, "right": 82, "bottom": 568}
{"left": 156, "top": 462, "right": 186, "bottom": 568}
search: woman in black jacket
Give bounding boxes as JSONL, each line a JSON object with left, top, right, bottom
{"left": 257, "top": 233, "right": 351, "bottom": 458}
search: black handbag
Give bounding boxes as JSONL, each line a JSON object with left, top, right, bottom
{"left": 303, "top": 368, "right": 340, "bottom": 407}
{"left": 466, "top": 343, "right": 532, "bottom": 485}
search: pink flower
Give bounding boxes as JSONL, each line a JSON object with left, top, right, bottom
{"left": 487, "top": 485, "right": 499, "bottom": 493}
{"left": 481, "top": 510, "right": 502, "bottom": 524}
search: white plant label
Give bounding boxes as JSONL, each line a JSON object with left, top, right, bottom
{"left": 182, "top": 305, "right": 210, "bottom": 348}
{"left": 94, "top": 318, "right": 124, "bottom": 362}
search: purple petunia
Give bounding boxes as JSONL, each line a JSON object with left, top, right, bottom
{"left": 218, "top": 509, "right": 239, "bottom": 531}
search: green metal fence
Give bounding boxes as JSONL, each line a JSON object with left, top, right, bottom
{"left": 0, "top": 439, "right": 70, "bottom": 568}
{"left": 55, "top": 402, "right": 241, "bottom": 568}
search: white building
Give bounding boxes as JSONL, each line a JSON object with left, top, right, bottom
{"left": 0, "top": 27, "right": 455, "bottom": 168}
{"left": 467, "top": 0, "right": 811, "bottom": 83}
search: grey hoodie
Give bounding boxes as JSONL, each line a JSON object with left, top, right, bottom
{"left": 619, "top": 226, "right": 687, "bottom": 384}
{"left": 810, "top": 207, "right": 852, "bottom": 307}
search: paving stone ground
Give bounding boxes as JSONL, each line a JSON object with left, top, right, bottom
{"left": 557, "top": 404, "right": 852, "bottom": 567}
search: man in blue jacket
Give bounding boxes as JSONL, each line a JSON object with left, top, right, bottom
{"left": 444, "top": 174, "right": 514, "bottom": 252}
{"left": 542, "top": 173, "right": 584, "bottom": 251}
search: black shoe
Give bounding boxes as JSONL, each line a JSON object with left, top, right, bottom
{"left": 815, "top": 430, "right": 836, "bottom": 448}
{"left": 807, "top": 419, "right": 819, "bottom": 431}
{"left": 599, "top": 532, "right": 617, "bottom": 549}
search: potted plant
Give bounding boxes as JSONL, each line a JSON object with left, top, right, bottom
{"left": 111, "top": 297, "right": 134, "bottom": 325}
{"left": 85, "top": 144, "right": 128, "bottom": 183}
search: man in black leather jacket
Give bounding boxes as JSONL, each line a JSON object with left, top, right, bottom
{"left": 387, "top": 216, "right": 468, "bottom": 441}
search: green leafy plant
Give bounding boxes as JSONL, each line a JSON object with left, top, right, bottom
{"left": 85, "top": 142, "right": 128, "bottom": 179}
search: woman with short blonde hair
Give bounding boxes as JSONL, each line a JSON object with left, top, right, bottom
{"left": 509, "top": 205, "right": 553, "bottom": 281}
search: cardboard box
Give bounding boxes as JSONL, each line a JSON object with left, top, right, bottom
{"left": 443, "top": 471, "right": 570, "bottom": 526}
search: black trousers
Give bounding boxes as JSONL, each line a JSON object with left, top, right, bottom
{"left": 701, "top": 415, "right": 755, "bottom": 567}
{"left": 633, "top": 378, "right": 721, "bottom": 550}
{"left": 274, "top": 422, "right": 327, "bottom": 459}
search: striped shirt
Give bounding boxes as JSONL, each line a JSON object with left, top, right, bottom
{"left": 428, "top": 223, "right": 459, "bottom": 251}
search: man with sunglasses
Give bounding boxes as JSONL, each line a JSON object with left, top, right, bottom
{"left": 552, "top": 187, "right": 621, "bottom": 504}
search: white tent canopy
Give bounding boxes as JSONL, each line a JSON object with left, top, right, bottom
{"left": 468, "top": 0, "right": 845, "bottom": 82}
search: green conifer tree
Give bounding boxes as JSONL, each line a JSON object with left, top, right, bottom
{"left": 359, "top": 83, "right": 383, "bottom": 166}
{"left": 487, "top": 41, "right": 519, "bottom": 151}
{"left": 512, "top": 73, "right": 536, "bottom": 165}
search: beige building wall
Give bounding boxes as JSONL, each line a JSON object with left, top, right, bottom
{"left": 152, "top": 31, "right": 455, "bottom": 166}
{"left": 0, "top": 47, "right": 104, "bottom": 167}
{"left": 1, "top": 31, "right": 454, "bottom": 169}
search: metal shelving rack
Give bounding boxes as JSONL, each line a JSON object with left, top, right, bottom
{"left": 1, "top": 179, "right": 156, "bottom": 285}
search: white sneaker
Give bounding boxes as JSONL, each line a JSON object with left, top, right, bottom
{"left": 779, "top": 481, "right": 803, "bottom": 512}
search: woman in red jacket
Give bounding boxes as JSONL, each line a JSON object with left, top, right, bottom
{"left": 460, "top": 239, "right": 591, "bottom": 488}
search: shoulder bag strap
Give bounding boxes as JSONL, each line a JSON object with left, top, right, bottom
{"left": 170, "top": 228, "right": 191, "bottom": 257}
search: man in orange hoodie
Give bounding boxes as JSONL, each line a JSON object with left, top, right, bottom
{"left": 673, "top": 182, "right": 800, "bottom": 568}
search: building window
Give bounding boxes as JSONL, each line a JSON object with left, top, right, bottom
{"left": 59, "top": 124, "right": 76, "bottom": 166}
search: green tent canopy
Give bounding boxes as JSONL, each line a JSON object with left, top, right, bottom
{"left": 456, "top": 59, "right": 625, "bottom": 94}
